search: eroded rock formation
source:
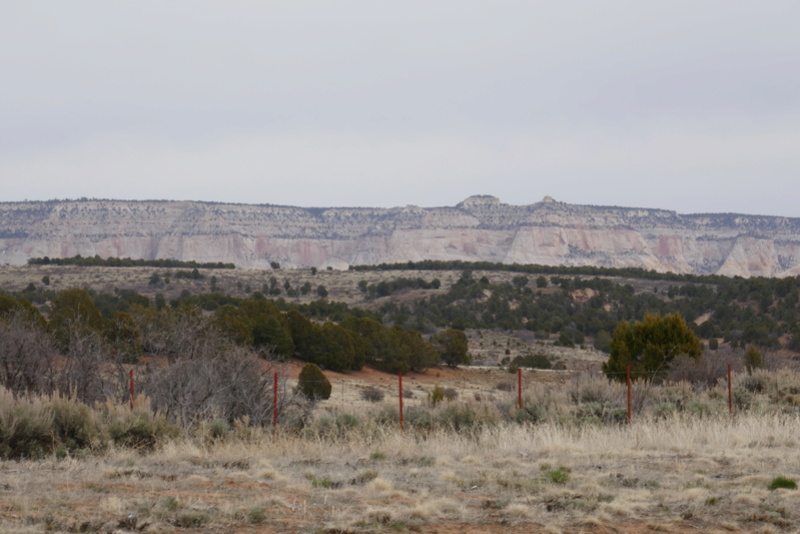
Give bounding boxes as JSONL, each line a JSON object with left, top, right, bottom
{"left": 1, "top": 196, "right": 798, "bottom": 277}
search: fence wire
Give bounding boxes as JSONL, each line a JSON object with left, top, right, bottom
{"left": 272, "top": 365, "right": 739, "bottom": 429}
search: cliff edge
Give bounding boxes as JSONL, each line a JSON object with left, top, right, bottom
{"left": 1, "top": 196, "right": 798, "bottom": 277}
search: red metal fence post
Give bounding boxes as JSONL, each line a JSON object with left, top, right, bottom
{"left": 273, "top": 372, "right": 279, "bottom": 434}
{"left": 517, "top": 367, "right": 522, "bottom": 410}
{"left": 728, "top": 364, "right": 733, "bottom": 418}
{"left": 626, "top": 365, "right": 631, "bottom": 424}
{"left": 129, "top": 369, "right": 134, "bottom": 411}
{"left": 399, "top": 373, "right": 404, "bottom": 431}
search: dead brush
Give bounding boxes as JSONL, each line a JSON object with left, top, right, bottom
{"left": 360, "top": 387, "right": 385, "bottom": 402}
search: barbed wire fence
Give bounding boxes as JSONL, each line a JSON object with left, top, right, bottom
{"left": 213, "top": 364, "right": 739, "bottom": 432}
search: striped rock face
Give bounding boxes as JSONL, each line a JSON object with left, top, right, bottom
{"left": 2, "top": 196, "right": 799, "bottom": 277}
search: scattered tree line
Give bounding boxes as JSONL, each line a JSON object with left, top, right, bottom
{"left": 374, "top": 268, "right": 800, "bottom": 354}
{"left": 349, "top": 260, "right": 727, "bottom": 283}
{"left": 357, "top": 277, "right": 441, "bottom": 299}
{"left": 13, "top": 257, "right": 800, "bottom": 354}
{"left": 0, "top": 284, "right": 470, "bottom": 418}
{"left": 27, "top": 255, "right": 235, "bottom": 269}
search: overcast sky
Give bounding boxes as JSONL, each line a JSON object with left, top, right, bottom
{"left": 2, "top": 1, "right": 799, "bottom": 216}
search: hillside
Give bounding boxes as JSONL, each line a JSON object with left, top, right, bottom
{"left": 2, "top": 196, "right": 800, "bottom": 276}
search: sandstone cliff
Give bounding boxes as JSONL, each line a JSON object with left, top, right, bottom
{"left": 1, "top": 196, "right": 798, "bottom": 277}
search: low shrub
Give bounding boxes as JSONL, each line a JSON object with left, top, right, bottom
{"left": 436, "top": 403, "right": 497, "bottom": 432}
{"left": 361, "top": 387, "right": 385, "bottom": 402}
{"left": 0, "top": 401, "right": 53, "bottom": 459}
{"left": 404, "top": 406, "right": 434, "bottom": 431}
{"left": 496, "top": 381, "right": 514, "bottom": 392}
{"left": 106, "top": 410, "right": 180, "bottom": 451}
{"left": 297, "top": 363, "right": 332, "bottom": 401}
{"left": 204, "top": 418, "right": 230, "bottom": 440}
{"left": 740, "top": 372, "right": 768, "bottom": 394}
{"left": 0, "top": 389, "right": 104, "bottom": 459}
{"left": 430, "top": 385, "right": 445, "bottom": 406}
{"left": 510, "top": 354, "right": 551, "bottom": 370}
{"left": 305, "top": 413, "right": 361, "bottom": 439}
{"left": 50, "top": 396, "right": 103, "bottom": 453}
{"left": 768, "top": 476, "right": 797, "bottom": 491}
{"left": 545, "top": 466, "right": 571, "bottom": 485}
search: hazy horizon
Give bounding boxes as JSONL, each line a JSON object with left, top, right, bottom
{"left": 3, "top": 194, "right": 798, "bottom": 219}
{"left": 2, "top": 2, "right": 799, "bottom": 217}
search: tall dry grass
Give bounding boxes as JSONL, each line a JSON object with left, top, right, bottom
{"left": 3, "top": 370, "right": 800, "bottom": 532}
{"left": 4, "top": 410, "right": 798, "bottom": 533}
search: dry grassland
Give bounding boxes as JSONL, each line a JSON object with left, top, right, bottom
{"left": 2, "top": 413, "right": 799, "bottom": 533}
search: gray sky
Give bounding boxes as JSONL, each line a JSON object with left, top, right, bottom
{"left": 2, "top": 1, "right": 799, "bottom": 216}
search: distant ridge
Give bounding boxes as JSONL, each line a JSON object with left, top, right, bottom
{"left": 2, "top": 196, "right": 799, "bottom": 277}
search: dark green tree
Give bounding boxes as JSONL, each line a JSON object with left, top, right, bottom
{"left": 287, "top": 309, "right": 316, "bottom": 355}
{"left": 340, "top": 316, "right": 387, "bottom": 368}
{"left": 512, "top": 275, "right": 529, "bottom": 289}
{"left": 107, "top": 311, "right": 143, "bottom": 362}
{"left": 602, "top": 312, "right": 701, "bottom": 383}
{"left": 431, "top": 328, "right": 470, "bottom": 367}
{"left": 212, "top": 305, "right": 254, "bottom": 346}
{"left": 317, "top": 322, "right": 358, "bottom": 371}
{"left": 0, "top": 295, "right": 47, "bottom": 329}
{"left": 240, "top": 300, "right": 294, "bottom": 357}
{"left": 744, "top": 344, "right": 763, "bottom": 374}
{"left": 396, "top": 327, "right": 439, "bottom": 371}
{"left": 48, "top": 288, "right": 106, "bottom": 350}
{"left": 297, "top": 363, "right": 331, "bottom": 400}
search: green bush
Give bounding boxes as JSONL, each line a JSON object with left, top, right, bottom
{"left": 51, "top": 397, "right": 103, "bottom": 453}
{"left": 510, "top": 354, "right": 551, "bottom": 370}
{"left": 0, "top": 391, "right": 104, "bottom": 459}
{"left": 436, "top": 404, "right": 497, "bottom": 432}
{"left": 205, "top": 418, "right": 230, "bottom": 440}
{"left": 744, "top": 344, "right": 763, "bottom": 374}
{"left": 172, "top": 512, "right": 209, "bottom": 528}
{"left": 310, "top": 412, "right": 361, "bottom": 439}
{"left": 513, "top": 404, "right": 545, "bottom": 424}
{"left": 106, "top": 411, "right": 180, "bottom": 451}
{"left": 740, "top": 372, "right": 768, "bottom": 394}
{"left": 404, "top": 406, "right": 434, "bottom": 431}
{"left": 545, "top": 466, "right": 571, "bottom": 484}
{"left": 297, "top": 363, "right": 332, "bottom": 400}
{"left": 429, "top": 385, "right": 445, "bottom": 406}
{"left": 0, "top": 402, "right": 53, "bottom": 459}
{"left": 248, "top": 507, "right": 267, "bottom": 524}
{"left": 686, "top": 401, "right": 713, "bottom": 417}
{"left": 768, "top": 476, "right": 797, "bottom": 491}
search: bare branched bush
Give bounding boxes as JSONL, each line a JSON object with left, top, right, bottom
{"left": 136, "top": 306, "right": 227, "bottom": 362}
{"left": 59, "top": 318, "right": 119, "bottom": 404}
{"left": 361, "top": 387, "right": 385, "bottom": 402}
{"left": 0, "top": 310, "right": 59, "bottom": 397}
{"left": 495, "top": 381, "right": 514, "bottom": 392}
{"left": 138, "top": 312, "right": 293, "bottom": 427}
{"left": 667, "top": 349, "right": 741, "bottom": 386}
{"left": 140, "top": 350, "right": 281, "bottom": 425}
